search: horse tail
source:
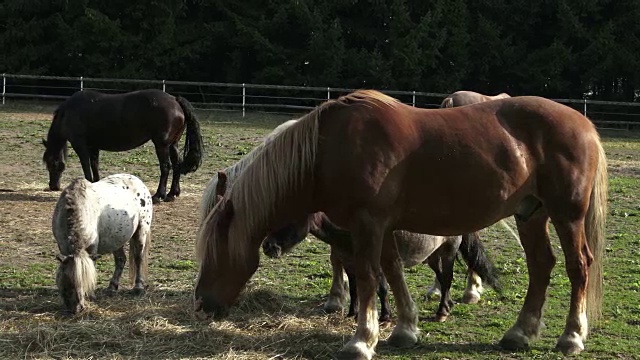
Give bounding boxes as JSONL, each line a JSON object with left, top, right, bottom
{"left": 498, "top": 219, "right": 523, "bottom": 249}
{"left": 175, "top": 96, "right": 203, "bottom": 175}
{"left": 129, "top": 228, "right": 151, "bottom": 285}
{"left": 585, "top": 138, "right": 608, "bottom": 324}
{"left": 74, "top": 250, "right": 97, "bottom": 298}
{"left": 458, "top": 231, "right": 501, "bottom": 293}
{"left": 440, "top": 97, "right": 454, "bottom": 108}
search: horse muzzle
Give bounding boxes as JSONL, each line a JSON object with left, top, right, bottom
{"left": 193, "top": 295, "right": 230, "bottom": 320}
{"left": 262, "top": 241, "right": 282, "bottom": 259}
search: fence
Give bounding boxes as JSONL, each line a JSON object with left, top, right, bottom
{"left": 2, "top": 73, "right": 640, "bottom": 129}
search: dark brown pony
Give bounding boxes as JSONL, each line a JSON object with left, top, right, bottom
{"left": 195, "top": 90, "right": 607, "bottom": 359}
{"left": 261, "top": 211, "right": 501, "bottom": 323}
{"left": 42, "top": 89, "right": 203, "bottom": 203}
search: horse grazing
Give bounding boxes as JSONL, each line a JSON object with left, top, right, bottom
{"left": 42, "top": 89, "right": 204, "bottom": 203}
{"left": 440, "top": 90, "right": 511, "bottom": 108}
{"left": 53, "top": 174, "right": 153, "bottom": 314}
{"left": 261, "top": 211, "right": 501, "bottom": 323}
{"left": 194, "top": 90, "right": 607, "bottom": 359}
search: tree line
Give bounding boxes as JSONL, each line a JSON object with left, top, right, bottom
{"left": 2, "top": 0, "right": 639, "bottom": 101}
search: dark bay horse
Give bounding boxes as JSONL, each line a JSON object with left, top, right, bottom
{"left": 42, "top": 89, "right": 204, "bottom": 203}
{"left": 194, "top": 90, "right": 607, "bottom": 359}
{"left": 261, "top": 211, "right": 501, "bottom": 323}
{"left": 440, "top": 90, "right": 511, "bottom": 108}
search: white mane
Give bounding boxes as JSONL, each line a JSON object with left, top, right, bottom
{"left": 199, "top": 119, "right": 299, "bottom": 223}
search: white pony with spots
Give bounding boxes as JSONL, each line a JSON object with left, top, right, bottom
{"left": 53, "top": 173, "right": 153, "bottom": 314}
{"left": 199, "top": 119, "right": 299, "bottom": 222}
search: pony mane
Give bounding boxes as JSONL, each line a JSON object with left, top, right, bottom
{"left": 195, "top": 90, "right": 401, "bottom": 268}
{"left": 60, "top": 178, "right": 92, "bottom": 253}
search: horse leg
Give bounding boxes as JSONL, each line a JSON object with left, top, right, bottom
{"left": 346, "top": 266, "right": 357, "bottom": 318}
{"left": 552, "top": 219, "right": 591, "bottom": 355}
{"left": 499, "top": 212, "right": 555, "bottom": 351}
{"left": 106, "top": 247, "right": 127, "bottom": 295}
{"left": 335, "top": 214, "right": 383, "bottom": 360}
{"left": 377, "top": 273, "right": 391, "bottom": 323}
{"left": 380, "top": 231, "right": 419, "bottom": 348}
{"left": 426, "top": 275, "right": 442, "bottom": 301}
{"left": 129, "top": 226, "right": 150, "bottom": 296}
{"left": 166, "top": 142, "right": 181, "bottom": 202}
{"left": 426, "top": 242, "right": 457, "bottom": 322}
{"left": 73, "top": 143, "right": 94, "bottom": 182}
{"left": 324, "top": 246, "right": 349, "bottom": 313}
{"left": 462, "top": 268, "right": 484, "bottom": 304}
{"left": 152, "top": 144, "right": 171, "bottom": 203}
{"left": 89, "top": 148, "right": 100, "bottom": 182}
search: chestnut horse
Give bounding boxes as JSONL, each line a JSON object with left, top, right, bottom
{"left": 42, "top": 89, "right": 203, "bottom": 203}
{"left": 195, "top": 90, "right": 607, "bottom": 359}
{"left": 440, "top": 90, "right": 511, "bottom": 108}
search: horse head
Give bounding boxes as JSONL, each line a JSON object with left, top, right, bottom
{"left": 262, "top": 215, "right": 317, "bottom": 258}
{"left": 55, "top": 254, "right": 85, "bottom": 315}
{"left": 194, "top": 197, "right": 258, "bottom": 320}
{"left": 42, "top": 138, "right": 67, "bottom": 191}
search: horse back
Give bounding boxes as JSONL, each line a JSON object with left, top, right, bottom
{"left": 313, "top": 96, "right": 599, "bottom": 234}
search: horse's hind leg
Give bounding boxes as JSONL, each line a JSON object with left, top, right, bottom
{"left": 426, "top": 240, "right": 458, "bottom": 322}
{"left": 166, "top": 142, "right": 181, "bottom": 202}
{"left": 129, "top": 226, "right": 151, "bottom": 295}
{"left": 152, "top": 143, "right": 171, "bottom": 203}
{"left": 377, "top": 274, "right": 391, "bottom": 323}
{"left": 106, "top": 247, "right": 127, "bottom": 295}
{"left": 324, "top": 247, "right": 349, "bottom": 313}
{"left": 552, "top": 218, "right": 591, "bottom": 355}
{"left": 462, "top": 268, "right": 484, "bottom": 304}
{"left": 426, "top": 275, "right": 442, "bottom": 300}
{"left": 499, "top": 212, "right": 555, "bottom": 351}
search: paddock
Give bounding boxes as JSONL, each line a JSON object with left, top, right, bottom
{"left": 1, "top": 102, "right": 639, "bottom": 359}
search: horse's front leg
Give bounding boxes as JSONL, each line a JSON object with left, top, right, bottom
{"left": 72, "top": 142, "right": 94, "bottom": 182}
{"left": 106, "top": 247, "right": 127, "bottom": 295}
{"left": 152, "top": 144, "right": 171, "bottom": 203}
{"left": 89, "top": 148, "right": 100, "bottom": 182}
{"left": 324, "top": 246, "right": 349, "bottom": 313}
{"left": 427, "top": 243, "right": 457, "bottom": 322}
{"left": 166, "top": 142, "right": 181, "bottom": 201}
{"left": 380, "top": 232, "right": 419, "bottom": 348}
{"left": 335, "top": 214, "right": 383, "bottom": 360}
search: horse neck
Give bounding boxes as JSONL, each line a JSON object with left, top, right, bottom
{"left": 46, "top": 113, "right": 68, "bottom": 153}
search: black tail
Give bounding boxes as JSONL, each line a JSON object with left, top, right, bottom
{"left": 458, "top": 231, "right": 502, "bottom": 294}
{"left": 175, "top": 96, "right": 203, "bottom": 174}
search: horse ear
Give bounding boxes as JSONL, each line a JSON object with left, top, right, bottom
{"left": 42, "top": 139, "right": 48, "bottom": 148}
{"left": 215, "top": 171, "right": 227, "bottom": 197}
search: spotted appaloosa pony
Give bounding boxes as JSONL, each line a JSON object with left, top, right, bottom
{"left": 53, "top": 174, "right": 153, "bottom": 314}
{"left": 194, "top": 90, "right": 607, "bottom": 359}
{"left": 42, "top": 89, "right": 203, "bottom": 204}
{"left": 440, "top": 90, "right": 511, "bottom": 108}
{"left": 261, "top": 211, "right": 501, "bottom": 323}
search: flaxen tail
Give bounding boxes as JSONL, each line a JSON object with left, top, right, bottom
{"left": 176, "top": 96, "right": 204, "bottom": 174}
{"left": 440, "top": 97, "right": 454, "bottom": 108}
{"left": 585, "top": 138, "right": 608, "bottom": 325}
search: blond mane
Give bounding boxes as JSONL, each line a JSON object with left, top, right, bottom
{"left": 195, "top": 90, "right": 401, "bottom": 267}
{"left": 59, "top": 178, "right": 93, "bottom": 252}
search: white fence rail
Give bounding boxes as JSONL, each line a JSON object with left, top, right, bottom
{"left": 2, "top": 73, "right": 640, "bottom": 129}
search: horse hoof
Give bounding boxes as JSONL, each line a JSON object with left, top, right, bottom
{"left": 462, "top": 291, "right": 481, "bottom": 304}
{"left": 131, "top": 287, "right": 146, "bottom": 296}
{"left": 433, "top": 314, "right": 449, "bottom": 322}
{"left": 335, "top": 343, "right": 373, "bottom": 360}
{"left": 323, "top": 298, "right": 344, "bottom": 314}
{"left": 499, "top": 332, "right": 530, "bottom": 351}
{"left": 104, "top": 287, "right": 118, "bottom": 297}
{"left": 165, "top": 195, "right": 177, "bottom": 202}
{"left": 87, "top": 294, "right": 97, "bottom": 302}
{"left": 152, "top": 195, "right": 164, "bottom": 204}
{"left": 387, "top": 329, "right": 418, "bottom": 348}
{"left": 554, "top": 332, "right": 585, "bottom": 355}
